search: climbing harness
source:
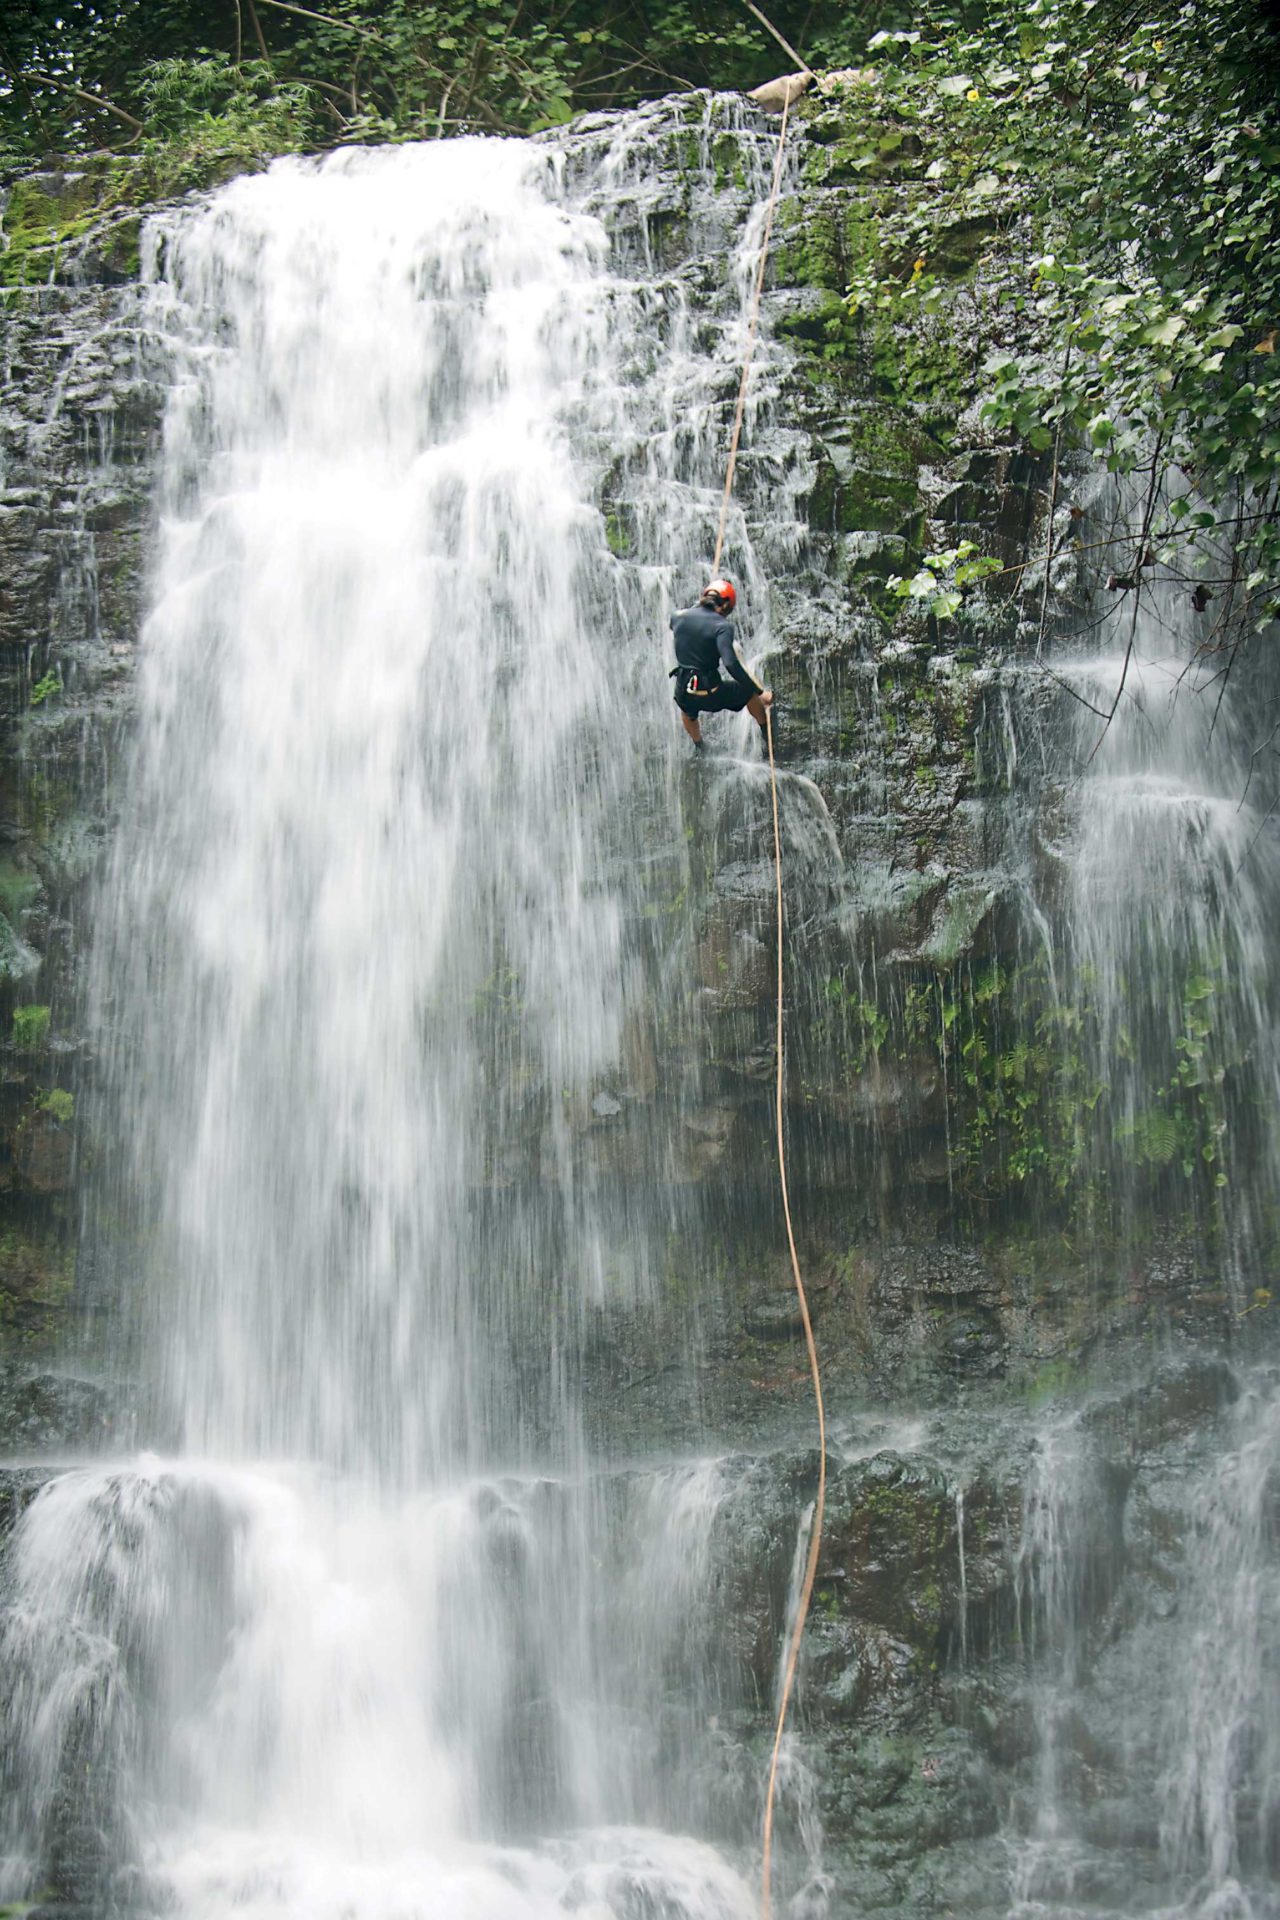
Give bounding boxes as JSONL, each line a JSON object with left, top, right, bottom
{"left": 707, "top": 74, "right": 828, "bottom": 1920}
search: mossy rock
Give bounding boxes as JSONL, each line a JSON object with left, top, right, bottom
{"left": 800, "top": 111, "right": 923, "bottom": 187}
{"left": 921, "top": 881, "right": 1000, "bottom": 966}
{"left": 820, "top": 1450, "right": 959, "bottom": 1641}
{"left": 773, "top": 197, "right": 847, "bottom": 293}
{"left": 931, "top": 212, "right": 999, "bottom": 279}
{"left": 0, "top": 1219, "right": 76, "bottom": 1340}
{"left": 0, "top": 1367, "right": 120, "bottom": 1453}
{"left": 774, "top": 287, "right": 849, "bottom": 345}
{"left": 0, "top": 167, "right": 110, "bottom": 287}
{"left": 0, "top": 146, "right": 277, "bottom": 293}
{"left": 0, "top": 859, "right": 40, "bottom": 921}
{"left": 0, "top": 911, "right": 39, "bottom": 982}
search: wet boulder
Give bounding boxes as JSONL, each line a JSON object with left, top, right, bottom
{"left": 0, "top": 1365, "right": 127, "bottom": 1453}
{"left": 820, "top": 1450, "right": 959, "bottom": 1640}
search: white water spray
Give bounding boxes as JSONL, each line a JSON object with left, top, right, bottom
{"left": 1, "top": 110, "right": 800, "bottom": 1918}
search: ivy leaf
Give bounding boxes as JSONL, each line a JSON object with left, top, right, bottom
{"left": 1143, "top": 315, "right": 1186, "bottom": 345}
{"left": 955, "top": 556, "right": 1002, "bottom": 585}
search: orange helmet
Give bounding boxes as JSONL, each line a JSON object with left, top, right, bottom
{"left": 701, "top": 577, "right": 736, "bottom": 612}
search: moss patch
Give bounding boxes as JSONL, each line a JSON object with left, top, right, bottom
{"left": 0, "top": 167, "right": 109, "bottom": 287}
{"left": 0, "top": 1221, "right": 75, "bottom": 1341}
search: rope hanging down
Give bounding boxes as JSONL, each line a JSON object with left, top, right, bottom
{"left": 712, "top": 86, "right": 791, "bottom": 576}
{"left": 710, "top": 84, "right": 828, "bottom": 1920}
{"left": 759, "top": 707, "right": 827, "bottom": 1920}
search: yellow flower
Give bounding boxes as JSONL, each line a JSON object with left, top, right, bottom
{"left": 912, "top": 256, "right": 926, "bottom": 277}
{"left": 966, "top": 87, "right": 980, "bottom": 100}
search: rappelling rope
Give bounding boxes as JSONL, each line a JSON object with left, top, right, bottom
{"left": 711, "top": 85, "right": 791, "bottom": 577}
{"left": 759, "top": 705, "right": 827, "bottom": 1920}
{"left": 709, "top": 78, "right": 828, "bottom": 1920}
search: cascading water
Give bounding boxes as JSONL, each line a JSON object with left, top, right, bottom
{"left": 995, "top": 586, "right": 1280, "bottom": 1918}
{"left": 1006, "top": 1372, "right": 1280, "bottom": 1920}
{"left": 0, "top": 105, "right": 811, "bottom": 1918}
{"left": 4, "top": 92, "right": 1278, "bottom": 1920}
{"left": 1036, "top": 592, "right": 1280, "bottom": 1267}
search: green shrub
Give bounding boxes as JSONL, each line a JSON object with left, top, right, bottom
{"left": 11, "top": 1004, "right": 51, "bottom": 1049}
{"left": 30, "top": 669, "right": 62, "bottom": 707}
{"left": 38, "top": 1087, "right": 74, "bottom": 1124}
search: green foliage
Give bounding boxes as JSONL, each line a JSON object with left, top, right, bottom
{"left": 822, "top": 954, "right": 1240, "bottom": 1216}
{"left": 1118, "top": 972, "right": 1230, "bottom": 1185}
{"left": 0, "top": 1221, "right": 76, "bottom": 1332}
{"left": 833, "top": 0, "right": 1280, "bottom": 629}
{"left": 0, "top": 170, "right": 108, "bottom": 288}
{"left": 132, "top": 55, "right": 312, "bottom": 187}
{"left": 824, "top": 978, "right": 890, "bottom": 1071}
{"left": 11, "top": 1003, "right": 51, "bottom": 1049}
{"left": 37, "top": 1086, "right": 74, "bottom": 1123}
{"left": 940, "top": 961, "right": 1105, "bottom": 1198}
{"left": 887, "top": 540, "right": 1001, "bottom": 621}
{"left": 0, "top": 1, "right": 872, "bottom": 155}
{"left": 29, "top": 668, "right": 61, "bottom": 706}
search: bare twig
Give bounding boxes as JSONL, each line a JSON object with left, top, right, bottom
{"left": 1235, "top": 792, "right": 1280, "bottom": 871}
{"left": 0, "top": 43, "right": 58, "bottom": 149}
{"left": 254, "top": 0, "right": 388, "bottom": 45}
{"left": 1036, "top": 418, "right": 1063, "bottom": 660}
{"left": 245, "top": 0, "right": 272, "bottom": 64}
{"left": 969, "top": 508, "right": 1275, "bottom": 592}
{"left": 738, "top": 0, "right": 815, "bottom": 78}
{"left": 1236, "top": 716, "right": 1280, "bottom": 811}
{"left": 1032, "top": 664, "right": 1114, "bottom": 720}
{"left": 1084, "top": 435, "right": 1164, "bottom": 763}
{"left": 1036, "top": 350, "right": 1070, "bottom": 658}
{"left": 254, "top": 0, "right": 512, "bottom": 129}
{"left": 23, "top": 70, "right": 145, "bottom": 133}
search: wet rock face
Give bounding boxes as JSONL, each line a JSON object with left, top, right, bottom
{"left": 1, "top": 1353, "right": 1269, "bottom": 1918}
{"left": 1, "top": 191, "right": 156, "bottom": 1356}
{"left": 656, "top": 1356, "right": 1279, "bottom": 1918}
{"left": 0, "top": 104, "right": 1276, "bottom": 1920}
{"left": 0, "top": 100, "right": 1013, "bottom": 1368}
{"left": 0, "top": 1462, "right": 52, "bottom": 1532}
{"left": 0, "top": 1362, "right": 131, "bottom": 1453}
{"left": 0, "top": 283, "right": 155, "bottom": 663}
{"left": 0, "top": 102, "right": 1261, "bottom": 1374}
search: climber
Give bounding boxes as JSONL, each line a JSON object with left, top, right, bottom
{"left": 669, "top": 577, "right": 773, "bottom": 748}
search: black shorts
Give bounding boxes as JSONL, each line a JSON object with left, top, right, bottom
{"left": 672, "top": 669, "right": 753, "bottom": 717}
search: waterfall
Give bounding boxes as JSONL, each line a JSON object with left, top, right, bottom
{"left": 1008, "top": 1375, "right": 1280, "bottom": 1918}
{"left": 1040, "top": 593, "right": 1280, "bottom": 1265}
{"left": 3, "top": 95, "right": 1277, "bottom": 1920}
{"left": 0, "top": 105, "right": 804, "bottom": 1917}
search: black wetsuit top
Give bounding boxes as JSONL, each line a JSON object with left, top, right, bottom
{"left": 669, "top": 604, "right": 761, "bottom": 694}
